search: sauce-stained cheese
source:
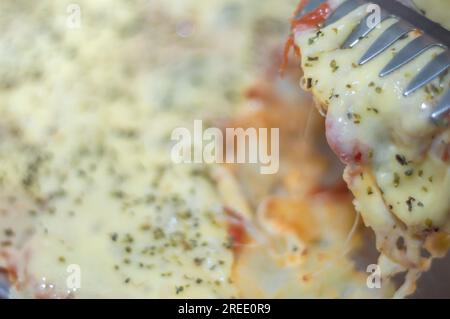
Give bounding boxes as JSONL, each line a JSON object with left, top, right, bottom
{"left": 294, "top": 0, "right": 450, "bottom": 295}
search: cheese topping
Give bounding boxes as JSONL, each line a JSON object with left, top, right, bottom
{"left": 294, "top": 0, "right": 450, "bottom": 296}
{"left": 1, "top": 0, "right": 299, "bottom": 298}
{"left": 413, "top": 0, "right": 450, "bottom": 29}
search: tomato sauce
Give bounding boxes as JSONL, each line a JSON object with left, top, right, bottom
{"left": 224, "top": 207, "right": 248, "bottom": 253}
{"left": 442, "top": 144, "right": 449, "bottom": 162}
{"left": 280, "top": 0, "right": 331, "bottom": 74}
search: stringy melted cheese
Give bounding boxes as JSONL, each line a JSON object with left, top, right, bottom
{"left": 295, "top": 0, "right": 450, "bottom": 295}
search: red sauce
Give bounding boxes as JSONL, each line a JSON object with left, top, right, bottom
{"left": 280, "top": 0, "right": 331, "bottom": 74}
{"left": 443, "top": 144, "right": 449, "bottom": 162}
{"left": 224, "top": 207, "right": 248, "bottom": 253}
{"left": 291, "top": 3, "right": 331, "bottom": 30}
{"left": 245, "top": 86, "right": 265, "bottom": 100}
{"left": 280, "top": 36, "right": 301, "bottom": 74}
{"left": 354, "top": 151, "right": 362, "bottom": 163}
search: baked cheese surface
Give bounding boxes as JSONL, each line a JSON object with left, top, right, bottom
{"left": 0, "top": 0, "right": 252, "bottom": 298}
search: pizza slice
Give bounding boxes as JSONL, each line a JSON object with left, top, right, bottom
{"left": 289, "top": 0, "right": 450, "bottom": 297}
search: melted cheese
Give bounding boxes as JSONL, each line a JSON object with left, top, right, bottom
{"left": 294, "top": 0, "right": 450, "bottom": 296}
{"left": 220, "top": 81, "right": 393, "bottom": 298}
{"left": 413, "top": 0, "right": 450, "bottom": 29}
{"left": 1, "top": 0, "right": 383, "bottom": 299}
{"left": 0, "top": 0, "right": 302, "bottom": 298}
